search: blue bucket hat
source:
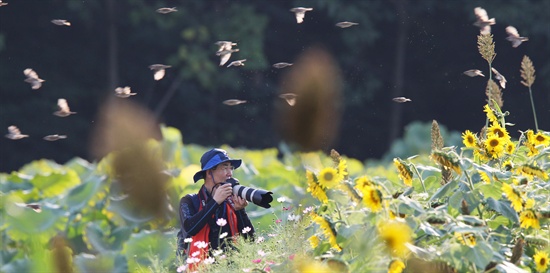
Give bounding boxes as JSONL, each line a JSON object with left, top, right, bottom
{"left": 193, "top": 148, "right": 242, "bottom": 182}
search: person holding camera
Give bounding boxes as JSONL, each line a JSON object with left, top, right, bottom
{"left": 177, "top": 148, "right": 255, "bottom": 267}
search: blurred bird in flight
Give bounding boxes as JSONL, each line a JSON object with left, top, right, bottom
{"left": 279, "top": 93, "right": 297, "bottom": 106}
{"left": 491, "top": 67, "right": 507, "bottom": 89}
{"left": 51, "top": 19, "right": 71, "bottom": 26}
{"left": 290, "top": 7, "right": 313, "bottom": 24}
{"left": 505, "top": 26, "right": 528, "bottom": 48}
{"left": 23, "top": 68, "right": 45, "bottom": 90}
{"left": 217, "top": 49, "right": 239, "bottom": 66}
{"left": 5, "top": 126, "right": 29, "bottom": 140}
{"left": 227, "top": 59, "right": 246, "bottom": 67}
{"left": 156, "top": 7, "right": 177, "bottom": 14}
{"left": 392, "top": 97, "right": 412, "bottom": 103}
{"left": 115, "top": 86, "right": 136, "bottom": 98}
{"left": 148, "top": 64, "right": 171, "bottom": 80}
{"left": 223, "top": 99, "right": 247, "bottom": 106}
{"left": 273, "top": 62, "right": 293, "bottom": 69}
{"left": 53, "top": 98, "right": 77, "bottom": 117}
{"left": 473, "top": 7, "right": 495, "bottom": 35}
{"left": 43, "top": 134, "right": 67, "bottom": 141}
{"left": 335, "top": 21, "right": 358, "bottom": 28}
{"left": 463, "top": 69, "right": 485, "bottom": 77}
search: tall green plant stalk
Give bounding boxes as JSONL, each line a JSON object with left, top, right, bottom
{"left": 520, "top": 55, "right": 538, "bottom": 132}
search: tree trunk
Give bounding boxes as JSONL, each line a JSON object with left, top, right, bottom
{"left": 388, "top": 0, "right": 409, "bottom": 146}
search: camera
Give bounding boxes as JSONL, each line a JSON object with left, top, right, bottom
{"left": 224, "top": 178, "right": 273, "bottom": 208}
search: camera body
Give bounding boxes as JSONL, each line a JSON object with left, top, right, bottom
{"left": 224, "top": 178, "right": 273, "bottom": 208}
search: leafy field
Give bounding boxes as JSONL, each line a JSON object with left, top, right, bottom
{"left": 2, "top": 33, "right": 550, "bottom": 273}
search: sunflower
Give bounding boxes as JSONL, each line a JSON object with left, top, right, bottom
{"left": 308, "top": 235, "right": 320, "bottom": 248}
{"left": 312, "top": 214, "right": 341, "bottom": 252}
{"left": 478, "top": 171, "right": 491, "bottom": 184}
{"left": 393, "top": 158, "right": 413, "bottom": 186}
{"left": 431, "top": 151, "right": 461, "bottom": 174}
{"left": 361, "top": 185, "right": 383, "bottom": 212}
{"left": 355, "top": 176, "right": 374, "bottom": 191}
{"left": 520, "top": 209, "right": 540, "bottom": 229}
{"left": 534, "top": 250, "right": 549, "bottom": 273}
{"left": 318, "top": 167, "right": 341, "bottom": 189}
{"left": 532, "top": 131, "right": 550, "bottom": 147}
{"left": 378, "top": 220, "right": 412, "bottom": 258}
{"left": 455, "top": 232, "right": 476, "bottom": 247}
{"left": 519, "top": 164, "right": 549, "bottom": 180}
{"left": 473, "top": 148, "right": 490, "bottom": 162}
{"left": 504, "top": 140, "right": 516, "bottom": 154}
{"left": 501, "top": 183, "right": 523, "bottom": 212}
{"left": 487, "top": 122, "right": 510, "bottom": 140}
{"left": 483, "top": 104, "right": 499, "bottom": 124}
{"left": 306, "top": 171, "right": 328, "bottom": 204}
{"left": 388, "top": 259, "right": 406, "bottom": 273}
{"left": 462, "top": 130, "right": 477, "bottom": 148}
{"left": 484, "top": 135, "right": 505, "bottom": 159}
{"left": 525, "top": 142, "right": 540, "bottom": 157}
{"left": 337, "top": 159, "right": 348, "bottom": 179}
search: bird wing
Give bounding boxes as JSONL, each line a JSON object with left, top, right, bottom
{"left": 506, "top": 26, "right": 519, "bottom": 38}
{"left": 220, "top": 53, "right": 231, "bottom": 66}
{"left": 474, "top": 7, "right": 489, "bottom": 21}
{"left": 58, "top": 98, "right": 70, "bottom": 111}
{"left": 154, "top": 69, "right": 165, "bottom": 80}
{"left": 295, "top": 12, "right": 305, "bottom": 23}
{"left": 24, "top": 68, "right": 38, "bottom": 79}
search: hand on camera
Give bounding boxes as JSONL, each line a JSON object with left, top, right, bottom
{"left": 213, "top": 183, "right": 233, "bottom": 204}
{"left": 233, "top": 195, "right": 248, "bottom": 211}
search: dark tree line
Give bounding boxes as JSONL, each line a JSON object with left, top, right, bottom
{"left": 1, "top": 0, "right": 549, "bottom": 172}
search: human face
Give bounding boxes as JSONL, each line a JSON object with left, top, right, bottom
{"left": 211, "top": 162, "right": 234, "bottom": 183}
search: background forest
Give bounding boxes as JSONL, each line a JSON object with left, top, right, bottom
{"left": 0, "top": 0, "right": 549, "bottom": 172}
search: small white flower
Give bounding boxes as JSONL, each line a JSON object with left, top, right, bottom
{"left": 277, "top": 197, "right": 286, "bottom": 203}
{"left": 242, "top": 226, "right": 252, "bottom": 234}
{"left": 302, "top": 206, "right": 314, "bottom": 214}
{"left": 177, "top": 265, "right": 187, "bottom": 273}
{"left": 184, "top": 238, "right": 193, "bottom": 243}
{"left": 255, "top": 236, "right": 265, "bottom": 243}
{"left": 203, "top": 257, "right": 215, "bottom": 265}
{"left": 243, "top": 269, "right": 251, "bottom": 272}
{"left": 213, "top": 249, "right": 224, "bottom": 256}
{"left": 288, "top": 214, "right": 300, "bottom": 222}
{"left": 216, "top": 218, "right": 227, "bottom": 227}
{"left": 191, "top": 251, "right": 200, "bottom": 257}
{"left": 219, "top": 232, "right": 228, "bottom": 239}
{"left": 258, "top": 250, "right": 266, "bottom": 257}
{"left": 186, "top": 257, "right": 200, "bottom": 264}
{"left": 220, "top": 254, "right": 227, "bottom": 260}
{"left": 193, "top": 241, "right": 208, "bottom": 249}
{"left": 267, "top": 233, "right": 277, "bottom": 237}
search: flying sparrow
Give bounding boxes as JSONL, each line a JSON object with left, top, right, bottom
{"left": 148, "top": 64, "right": 171, "bottom": 80}
{"left": 392, "top": 97, "right": 412, "bottom": 103}
{"left": 272, "top": 62, "right": 293, "bottom": 69}
{"left": 290, "top": 7, "right": 313, "bottom": 24}
{"left": 0, "top": 1, "right": 8, "bottom": 7}
{"left": 156, "top": 7, "right": 177, "bottom": 14}
{"left": 43, "top": 134, "right": 67, "bottom": 141}
{"left": 491, "top": 67, "right": 507, "bottom": 89}
{"left": 463, "top": 69, "right": 485, "bottom": 77}
{"left": 51, "top": 19, "right": 71, "bottom": 26}
{"left": 23, "top": 68, "right": 45, "bottom": 90}
{"left": 115, "top": 86, "right": 136, "bottom": 98}
{"left": 473, "top": 7, "right": 495, "bottom": 35}
{"left": 279, "top": 93, "right": 297, "bottom": 106}
{"left": 227, "top": 59, "right": 246, "bottom": 67}
{"left": 53, "top": 98, "right": 77, "bottom": 117}
{"left": 5, "top": 125, "right": 29, "bottom": 140}
{"left": 505, "top": 26, "right": 528, "bottom": 48}
{"left": 335, "top": 21, "right": 358, "bottom": 28}
{"left": 223, "top": 99, "right": 247, "bottom": 106}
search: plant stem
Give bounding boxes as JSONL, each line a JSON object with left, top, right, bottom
{"left": 528, "top": 87, "right": 539, "bottom": 132}
{"left": 410, "top": 164, "right": 427, "bottom": 194}
{"left": 463, "top": 170, "right": 484, "bottom": 217}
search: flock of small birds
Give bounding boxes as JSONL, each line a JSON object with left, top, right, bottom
{"left": 3, "top": 4, "right": 529, "bottom": 140}
{"left": 462, "top": 6, "right": 527, "bottom": 90}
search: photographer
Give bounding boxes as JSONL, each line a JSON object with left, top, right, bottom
{"left": 177, "top": 148, "right": 255, "bottom": 266}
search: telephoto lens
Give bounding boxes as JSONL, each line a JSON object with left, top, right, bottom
{"left": 225, "top": 178, "right": 273, "bottom": 208}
